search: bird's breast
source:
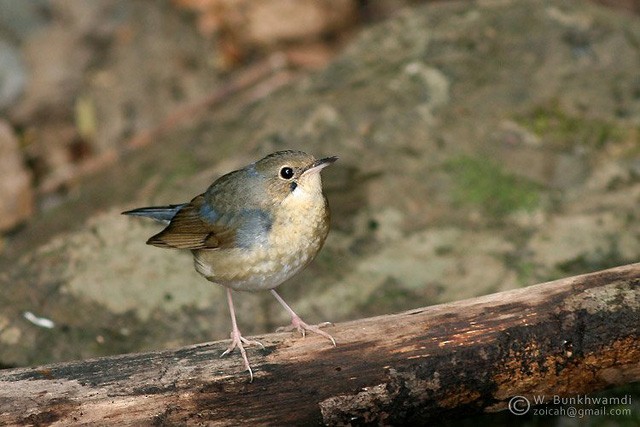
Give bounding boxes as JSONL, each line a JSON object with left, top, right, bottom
{"left": 193, "top": 192, "right": 329, "bottom": 291}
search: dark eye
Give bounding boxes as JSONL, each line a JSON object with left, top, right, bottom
{"left": 279, "top": 166, "right": 294, "bottom": 180}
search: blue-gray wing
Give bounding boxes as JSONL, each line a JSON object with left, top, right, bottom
{"left": 140, "top": 195, "right": 272, "bottom": 250}
{"left": 126, "top": 166, "right": 271, "bottom": 250}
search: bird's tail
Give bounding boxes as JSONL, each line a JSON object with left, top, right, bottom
{"left": 122, "top": 204, "right": 186, "bottom": 224}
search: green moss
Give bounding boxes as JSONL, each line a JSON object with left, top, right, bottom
{"left": 515, "top": 260, "right": 537, "bottom": 285}
{"left": 446, "top": 156, "right": 540, "bottom": 218}
{"left": 516, "top": 102, "right": 624, "bottom": 150}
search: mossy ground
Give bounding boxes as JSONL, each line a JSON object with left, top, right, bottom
{"left": 446, "top": 155, "right": 541, "bottom": 219}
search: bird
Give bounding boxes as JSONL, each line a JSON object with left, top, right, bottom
{"left": 123, "top": 150, "right": 337, "bottom": 381}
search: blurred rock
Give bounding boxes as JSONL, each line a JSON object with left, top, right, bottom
{"left": 9, "top": 0, "right": 221, "bottom": 198}
{"left": 0, "top": 0, "right": 48, "bottom": 110}
{"left": 0, "top": 40, "right": 26, "bottom": 111}
{"left": 238, "top": 0, "right": 356, "bottom": 45}
{"left": 0, "top": 0, "right": 49, "bottom": 41}
{"left": 529, "top": 211, "right": 640, "bottom": 274}
{"left": 8, "top": 6, "right": 94, "bottom": 197}
{"left": 0, "top": 121, "right": 33, "bottom": 231}
{"left": 2, "top": 0, "right": 640, "bottom": 369}
{"left": 176, "top": 0, "right": 357, "bottom": 67}
{"left": 10, "top": 26, "right": 90, "bottom": 124}
{"left": 592, "top": 0, "right": 640, "bottom": 14}
{"left": 178, "top": 0, "right": 356, "bottom": 43}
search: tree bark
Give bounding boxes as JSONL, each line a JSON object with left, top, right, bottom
{"left": 1, "top": 264, "right": 638, "bottom": 426}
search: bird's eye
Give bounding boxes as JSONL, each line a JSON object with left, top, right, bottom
{"left": 279, "top": 166, "right": 294, "bottom": 180}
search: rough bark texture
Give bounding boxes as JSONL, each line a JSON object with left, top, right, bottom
{"left": 1, "top": 264, "right": 638, "bottom": 425}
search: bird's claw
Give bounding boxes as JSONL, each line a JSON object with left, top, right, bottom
{"left": 220, "top": 332, "right": 264, "bottom": 382}
{"left": 277, "top": 316, "right": 336, "bottom": 347}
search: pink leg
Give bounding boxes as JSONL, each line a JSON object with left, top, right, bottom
{"left": 270, "top": 289, "right": 336, "bottom": 346}
{"left": 220, "top": 288, "right": 264, "bottom": 382}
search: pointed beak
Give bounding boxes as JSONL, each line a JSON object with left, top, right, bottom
{"left": 302, "top": 156, "right": 338, "bottom": 176}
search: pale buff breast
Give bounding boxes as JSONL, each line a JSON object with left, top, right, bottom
{"left": 192, "top": 184, "right": 329, "bottom": 292}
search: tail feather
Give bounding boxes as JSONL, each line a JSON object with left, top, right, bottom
{"left": 122, "top": 204, "right": 186, "bottom": 224}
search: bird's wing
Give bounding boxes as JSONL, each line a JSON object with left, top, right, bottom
{"left": 145, "top": 194, "right": 272, "bottom": 250}
{"left": 145, "top": 195, "right": 229, "bottom": 249}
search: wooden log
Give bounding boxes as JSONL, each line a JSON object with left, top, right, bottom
{"left": 1, "top": 264, "right": 638, "bottom": 425}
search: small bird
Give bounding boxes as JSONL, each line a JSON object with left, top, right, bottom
{"left": 123, "top": 150, "right": 337, "bottom": 381}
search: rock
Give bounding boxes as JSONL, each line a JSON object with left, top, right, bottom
{"left": 10, "top": 26, "right": 90, "bottom": 123}
{"left": 0, "top": 121, "right": 33, "bottom": 231}
{"left": 8, "top": 0, "right": 222, "bottom": 202}
{"left": 177, "top": 0, "right": 357, "bottom": 45}
{"left": 2, "top": 0, "right": 640, "bottom": 369}
{"left": 0, "top": 40, "right": 26, "bottom": 111}
{"left": 239, "top": 0, "right": 356, "bottom": 46}
{"left": 0, "top": 0, "right": 49, "bottom": 41}
{"left": 176, "top": 0, "right": 357, "bottom": 67}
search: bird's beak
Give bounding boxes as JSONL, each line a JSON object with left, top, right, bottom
{"left": 302, "top": 156, "right": 338, "bottom": 176}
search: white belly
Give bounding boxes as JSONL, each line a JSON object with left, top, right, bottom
{"left": 193, "top": 244, "right": 319, "bottom": 291}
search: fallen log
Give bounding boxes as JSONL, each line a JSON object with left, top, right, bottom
{"left": 1, "top": 263, "right": 638, "bottom": 425}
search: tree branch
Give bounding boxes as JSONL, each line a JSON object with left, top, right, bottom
{"left": 1, "top": 264, "right": 638, "bottom": 425}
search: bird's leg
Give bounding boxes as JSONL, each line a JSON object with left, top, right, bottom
{"left": 270, "top": 289, "right": 336, "bottom": 346}
{"left": 220, "top": 288, "right": 264, "bottom": 382}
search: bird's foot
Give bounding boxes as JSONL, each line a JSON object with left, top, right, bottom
{"left": 220, "top": 330, "right": 265, "bottom": 382}
{"left": 277, "top": 315, "right": 336, "bottom": 347}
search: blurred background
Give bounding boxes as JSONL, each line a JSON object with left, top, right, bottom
{"left": 0, "top": 0, "right": 639, "bottom": 425}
